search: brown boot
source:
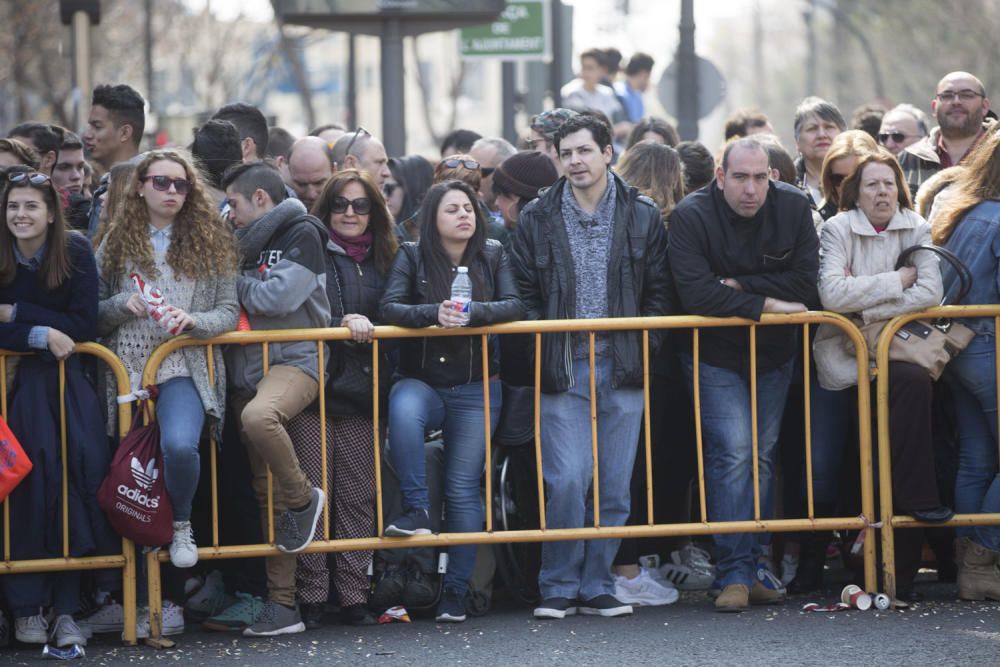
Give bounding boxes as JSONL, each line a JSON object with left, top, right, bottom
{"left": 714, "top": 584, "right": 749, "bottom": 613}
{"left": 749, "top": 580, "right": 785, "bottom": 605}
{"left": 957, "top": 537, "right": 1000, "bottom": 601}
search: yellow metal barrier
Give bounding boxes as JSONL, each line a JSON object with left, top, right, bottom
{"left": 875, "top": 305, "right": 1000, "bottom": 600}
{"left": 138, "top": 312, "right": 877, "bottom": 638}
{"left": 0, "top": 343, "right": 138, "bottom": 645}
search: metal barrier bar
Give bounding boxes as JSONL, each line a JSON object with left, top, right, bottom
{"left": 138, "top": 311, "right": 880, "bottom": 621}
{"left": 642, "top": 330, "right": 654, "bottom": 525}
{"left": 692, "top": 329, "right": 708, "bottom": 523}
{"left": 749, "top": 325, "right": 760, "bottom": 522}
{"left": 0, "top": 344, "right": 137, "bottom": 645}
{"left": 317, "top": 341, "right": 329, "bottom": 540}
{"left": 588, "top": 332, "right": 600, "bottom": 528}
{"left": 874, "top": 305, "right": 1000, "bottom": 599}
{"left": 372, "top": 339, "right": 384, "bottom": 535}
{"left": 207, "top": 345, "right": 220, "bottom": 549}
{"left": 481, "top": 334, "right": 493, "bottom": 533}
{"left": 803, "top": 324, "right": 815, "bottom": 520}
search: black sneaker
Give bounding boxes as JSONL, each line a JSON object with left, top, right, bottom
{"left": 533, "top": 597, "right": 577, "bottom": 620}
{"left": 385, "top": 507, "right": 432, "bottom": 536}
{"left": 300, "top": 602, "right": 324, "bottom": 630}
{"left": 339, "top": 604, "right": 376, "bottom": 626}
{"left": 434, "top": 588, "right": 467, "bottom": 623}
{"left": 578, "top": 594, "right": 633, "bottom": 617}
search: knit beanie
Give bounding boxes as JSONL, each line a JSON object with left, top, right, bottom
{"left": 492, "top": 151, "right": 559, "bottom": 200}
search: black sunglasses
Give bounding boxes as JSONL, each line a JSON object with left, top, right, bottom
{"left": 442, "top": 158, "right": 480, "bottom": 170}
{"left": 141, "top": 175, "right": 191, "bottom": 195}
{"left": 878, "top": 132, "right": 912, "bottom": 144}
{"left": 7, "top": 171, "right": 51, "bottom": 186}
{"left": 344, "top": 127, "right": 371, "bottom": 157}
{"left": 331, "top": 196, "right": 372, "bottom": 215}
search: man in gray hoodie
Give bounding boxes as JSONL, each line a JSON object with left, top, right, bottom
{"left": 222, "top": 161, "right": 331, "bottom": 636}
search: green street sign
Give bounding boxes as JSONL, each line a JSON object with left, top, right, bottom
{"left": 459, "top": 0, "right": 550, "bottom": 60}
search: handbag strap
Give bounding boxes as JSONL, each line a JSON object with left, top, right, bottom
{"left": 895, "top": 243, "right": 972, "bottom": 305}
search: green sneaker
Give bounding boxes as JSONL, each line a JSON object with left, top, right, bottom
{"left": 203, "top": 592, "right": 265, "bottom": 632}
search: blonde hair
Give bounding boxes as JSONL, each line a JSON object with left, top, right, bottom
{"left": 819, "top": 130, "right": 878, "bottom": 207}
{"left": 101, "top": 149, "right": 237, "bottom": 280}
{"left": 616, "top": 141, "right": 685, "bottom": 223}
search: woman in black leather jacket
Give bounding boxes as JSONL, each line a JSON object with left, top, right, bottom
{"left": 378, "top": 180, "right": 523, "bottom": 623}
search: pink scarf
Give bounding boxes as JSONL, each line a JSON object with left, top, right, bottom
{"left": 328, "top": 227, "right": 372, "bottom": 263}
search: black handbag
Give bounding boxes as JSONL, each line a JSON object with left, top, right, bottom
{"left": 327, "top": 261, "right": 388, "bottom": 417}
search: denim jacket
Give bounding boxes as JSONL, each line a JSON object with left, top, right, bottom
{"left": 942, "top": 199, "right": 1000, "bottom": 338}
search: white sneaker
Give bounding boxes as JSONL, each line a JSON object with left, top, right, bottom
{"left": 14, "top": 611, "right": 48, "bottom": 644}
{"left": 78, "top": 601, "right": 124, "bottom": 635}
{"left": 658, "top": 545, "right": 715, "bottom": 591}
{"left": 780, "top": 553, "right": 799, "bottom": 587}
{"left": 49, "top": 614, "right": 87, "bottom": 648}
{"left": 134, "top": 601, "right": 185, "bottom": 639}
{"left": 170, "top": 521, "right": 198, "bottom": 568}
{"left": 614, "top": 569, "right": 679, "bottom": 606}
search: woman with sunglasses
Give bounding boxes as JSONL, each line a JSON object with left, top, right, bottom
{"left": 817, "top": 130, "right": 879, "bottom": 222}
{"left": 279, "top": 169, "right": 399, "bottom": 628}
{"left": 0, "top": 171, "right": 117, "bottom": 646}
{"left": 379, "top": 180, "right": 523, "bottom": 623}
{"left": 97, "top": 150, "right": 238, "bottom": 574}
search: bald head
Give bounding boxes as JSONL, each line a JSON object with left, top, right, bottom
{"left": 331, "top": 131, "right": 391, "bottom": 187}
{"left": 932, "top": 71, "right": 990, "bottom": 140}
{"left": 288, "top": 136, "right": 334, "bottom": 210}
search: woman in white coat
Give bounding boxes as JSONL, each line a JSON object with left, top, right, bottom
{"left": 814, "top": 149, "right": 952, "bottom": 600}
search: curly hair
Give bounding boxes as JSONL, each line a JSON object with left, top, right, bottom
{"left": 100, "top": 149, "right": 237, "bottom": 280}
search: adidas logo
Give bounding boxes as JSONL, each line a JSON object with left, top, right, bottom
{"left": 130, "top": 457, "right": 158, "bottom": 490}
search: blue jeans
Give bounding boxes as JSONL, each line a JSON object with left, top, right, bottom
{"left": 946, "top": 335, "right": 1000, "bottom": 551}
{"left": 680, "top": 355, "right": 794, "bottom": 589}
{"left": 156, "top": 376, "right": 205, "bottom": 522}
{"left": 387, "top": 377, "right": 500, "bottom": 594}
{"left": 537, "top": 357, "right": 644, "bottom": 601}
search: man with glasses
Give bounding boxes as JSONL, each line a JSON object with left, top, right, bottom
{"left": 877, "top": 104, "right": 929, "bottom": 157}
{"left": 899, "top": 71, "right": 994, "bottom": 195}
{"left": 329, "top": 128, "right": 391, "bottom": 188}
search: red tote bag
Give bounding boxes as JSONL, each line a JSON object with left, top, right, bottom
{"left": 0, "top": 416, "right": 33, "bottom": 503}
{"left": 97, "top": 398, "right": 174, "bottom": 546}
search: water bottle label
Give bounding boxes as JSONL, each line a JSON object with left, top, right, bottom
{"left": 452, "top": 299, "right": 470, "bottom": 314}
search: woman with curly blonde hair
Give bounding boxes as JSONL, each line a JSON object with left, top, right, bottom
{"left": 96, "top": 149, "right": 238, "bottom": 575}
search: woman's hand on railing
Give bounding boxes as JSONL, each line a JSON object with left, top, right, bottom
{"left": 762, "top": 297, "right": 808, "bottom": 314}
{"left": 341, "top": 314, "right": 374, "bottom": 343}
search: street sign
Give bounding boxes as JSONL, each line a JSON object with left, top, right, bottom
{"left": 459, "top": 0, "right": 550, "bottom": 61}
{"left": 658, "top": 55, "right": 727, "bottom": 120}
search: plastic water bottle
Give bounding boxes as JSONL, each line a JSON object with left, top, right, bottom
{"left": 450, "top": 266, "right": 472, "bottom": 326}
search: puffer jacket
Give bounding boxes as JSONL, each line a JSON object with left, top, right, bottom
{"left": 814, "top": 207, "right": 943, "bottom": 390}
{"left": 379, "top": 240, "right": 523, "bottom": 387}
{"left": 511, "top": 172, "right": 672, "bottom": 393}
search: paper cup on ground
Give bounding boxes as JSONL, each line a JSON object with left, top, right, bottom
{"left": 841, "top": 584, "right": 872, "bottom": 610}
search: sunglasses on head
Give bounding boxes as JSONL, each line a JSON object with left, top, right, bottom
{"left": 878, "top": 132, "right": 911, "bottom": 144}
{"left": 331, "top": 196, "right": 372, "bottom": 215}
{"left": 442, "top": 158, "right": 480, "bottom": 170}
{"left": 7, "top": 171, "right": 51, "bottom": 186}
{"left": 141, "top": 175, "right": 191, "bottom": 195}
{"left": 344, "top": 127, "right": 371, "bottom": 157}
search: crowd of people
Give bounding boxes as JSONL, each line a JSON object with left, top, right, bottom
{"left": 1, "top": 53, "right": 999, "bottom": 649}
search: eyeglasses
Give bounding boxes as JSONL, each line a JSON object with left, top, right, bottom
{"left": 330, "top": 196, "right": 372, "bottom": 215}
{"left": 442, "top": 158, "right": 480, "bottom": 170}
{"left": 344, "top": 127, "right": 371, "bottom": 157}
{"left": 141, "top": 175, "right": 191, "bottom": 195}
{"left": 935, "top": 89, "right": 985, "bottom": 103}
{"left": 7, "top": 171, "right": 51, "bottom": 186}
{"left": 524, "top": 138, "right": 547, "bottom": 150}
{"left": 878, "top": 132, "right": 915, "bottom": 145}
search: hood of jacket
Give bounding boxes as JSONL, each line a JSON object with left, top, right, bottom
{"left": 235, "top": 198, "right": 327, "bottom": 266}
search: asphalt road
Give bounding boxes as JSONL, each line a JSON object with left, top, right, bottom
{"left": 1, "top": 578, "right": 998, "bottom": 666}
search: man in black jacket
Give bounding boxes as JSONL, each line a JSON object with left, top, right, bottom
{"left": 512, "top": 114, "right": 671, "bottom": 620}
{"left": 668, "top": 136, "right": 819, "bottom": 613}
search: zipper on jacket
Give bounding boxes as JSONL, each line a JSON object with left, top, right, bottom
{"left": 356, "top": 263, "right": 363, "bottom": 277}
